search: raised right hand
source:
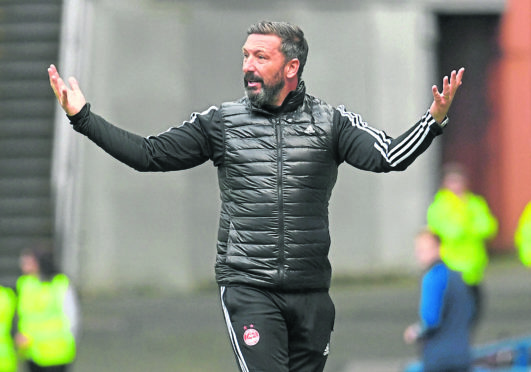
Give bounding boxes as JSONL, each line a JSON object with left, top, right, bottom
{"left": 48, "top": 64, "right": 86, "bottom": 116}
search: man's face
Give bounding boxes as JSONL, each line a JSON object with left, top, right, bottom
{"left": 443, "top": 172, "right": 467, "bottom": 197}
{"left": 20, "top": 254, "right": 39, "bottom": 275}
{"left": 242, "top": 34, "right": 287, "bottom": 107}
{"left": 414, "top": 234, "right": 440, "bottom": 269}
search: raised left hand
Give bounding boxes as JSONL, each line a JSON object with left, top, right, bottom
{"left": 429, "top": 67, "right": 465, "bottom": 124}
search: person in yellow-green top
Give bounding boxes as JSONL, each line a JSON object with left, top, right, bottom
{"left": 427, "top": 163, "right": 497, "bottom": 323}
{"left": 515, "top": 201, "right": 531, "bottom": 268}
{"left": 0, "top": 285, "right": 17, "bottom": 372}
{"left": 15, "top": 244, "right": 80, "bottom": 372}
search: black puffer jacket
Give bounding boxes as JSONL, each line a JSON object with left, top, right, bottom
{"left": 216, "top": 93, "right": 337, "bottom": 290}
{"left": 69, "top": 81, "right": 443, "bottom": 291}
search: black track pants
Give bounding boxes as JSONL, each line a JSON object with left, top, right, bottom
{"left": 220, "top": 285, "right": 335, "bottom": 372}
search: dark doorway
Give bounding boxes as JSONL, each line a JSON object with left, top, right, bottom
{"left": 436, "top": 14, "right": 501, "bottom": 198}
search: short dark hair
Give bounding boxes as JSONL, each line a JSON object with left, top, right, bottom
{"left": 247, "top": 21, "right": 309, "bottom": 79}
{"left": 22, "top": 240, "right": 58, "bottom": 280}
{"left": 442, "top": 162, "right": 468, "bottom": 180}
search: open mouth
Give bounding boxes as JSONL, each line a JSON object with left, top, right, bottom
{"left": 244, "top": 73, "right": 263, "bottom": 89}
{"left": 246, "top": 80, "right": 262, "bottom": 89}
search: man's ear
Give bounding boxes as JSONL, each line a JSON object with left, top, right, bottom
{"left": 285, "top": 59, "right": 300, "bottom": 79}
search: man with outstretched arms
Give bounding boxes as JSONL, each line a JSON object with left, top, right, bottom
{"left": 49, "top": 21, "right": 464, "bottom": 372}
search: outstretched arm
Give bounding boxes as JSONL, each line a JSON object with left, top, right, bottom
{"left": 48, "top": 64, "right": 86, "bottom": 116}
{"left": 47, "top": 64, "right": 214, "bottom": 172}
{"left": 429, "top": 67, "right": 465, "bottom": 123}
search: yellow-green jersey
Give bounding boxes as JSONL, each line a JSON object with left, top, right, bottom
{"left": 515, "top": 202, "right": 531, "bottom": 267}
{"left": 0, "top": 286, "right": 17, "bottom": 372}
{"left": 427, "top": 189, "right": 498, "bottom": 285}
{"left": 16, "top": 274, "right": 76, "bottom": 367}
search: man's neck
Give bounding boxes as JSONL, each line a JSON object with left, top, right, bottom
{"left": 263, "top": 81, "right": 304, "bottom": 113}
{"left": 273, "top": 78, "right": 299, "bottom": 106}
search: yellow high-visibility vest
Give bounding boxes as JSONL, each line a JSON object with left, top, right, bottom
{"left": 427, "top": 189, "right": 498, "bottom": 285}
{"left": 515, "top": 202, "right": 531, "bottom": 267}
{"left": 17, "top": 274, "right": 76, "bottom": 366}
{"left": 0, "top": 286, "right": 17, "bottom": 372}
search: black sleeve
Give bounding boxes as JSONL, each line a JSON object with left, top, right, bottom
{"left": 68, "top": 104, "right": 220, "bottom": 172}
{"left": 333, "top": 105, "right": 443, "bottom": 172}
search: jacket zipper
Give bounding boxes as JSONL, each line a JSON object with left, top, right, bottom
{"left": 275, "top": 119, "right": 286, "bottom": 285}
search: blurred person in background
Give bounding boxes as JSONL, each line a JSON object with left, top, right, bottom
{"left": 404, "top": 229, "right": 476, "bottom": 372}
{"left": 0, "top": 284, "right": 17, "bottom": 372}
{"left": 15, "top": 244, "right": 80, "bottom": 372}
{"left": 515, "top": 201, "right": 531, "bottom": 268}
{"left": 427, "top": 163, "right": 497, "bottom": 324}
{"left": 48, "top": 20, "right": 464, "bottom": 372}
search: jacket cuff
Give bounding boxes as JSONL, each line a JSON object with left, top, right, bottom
{"left": 424, "top": 110, "right": 444, "bottom": 135}
{"left": 67, "top": 103, "right": 90, "bottom": 126}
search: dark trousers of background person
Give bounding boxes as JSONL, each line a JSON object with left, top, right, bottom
{"left": 470, "top": 284, "right": 484, "bottom": 328}
{"left": 27, "top": 361, "right": 70, "bottom": 372}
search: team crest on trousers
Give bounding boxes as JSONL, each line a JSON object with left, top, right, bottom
{"left": 243, "top": 324, "right": 260, "bottom": 346}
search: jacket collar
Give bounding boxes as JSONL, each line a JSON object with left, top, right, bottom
{"left": 248, "top": 81, "right": 306, "bottom": 115}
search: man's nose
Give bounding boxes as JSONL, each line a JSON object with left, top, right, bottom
{"left": 243, "top": 57, "right": 255, "bottom": 73}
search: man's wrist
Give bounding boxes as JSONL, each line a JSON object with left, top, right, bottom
{"left": 437, "top": 116, "right": 449, "bottom": 128}
{"left": 67, "top": 103, "right": 90, "bottom": 125}
{"left": 427, "top": 110, "right": 449, "bottom": 129}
